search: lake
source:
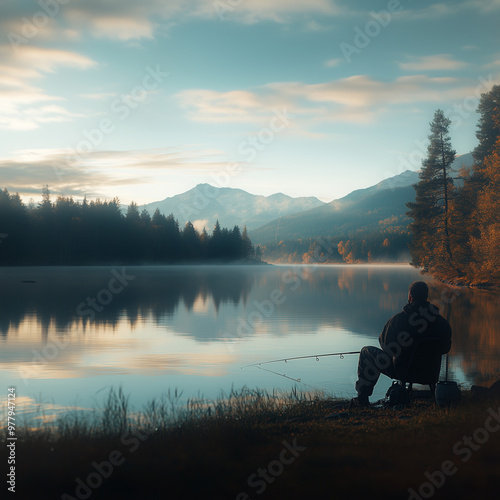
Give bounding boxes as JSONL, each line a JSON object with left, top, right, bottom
{"left": 1, "top": 264, "right": 499, "bottom": 425}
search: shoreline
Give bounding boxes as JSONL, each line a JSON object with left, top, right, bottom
{"left": 6, "top": 387, "right": 500, "bottom": 499}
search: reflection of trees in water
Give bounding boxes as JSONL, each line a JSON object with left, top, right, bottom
{"left": 429, "top": 282, "right": 500, "bottom": 386}
{"left": 2, "top": 266, "right": 498, "bottom": 385}
{"left": 272, "top": 266, "right": 414, "bottom": 338}
{"left": 0, "top": 267, "right": 253, "bottom": 339}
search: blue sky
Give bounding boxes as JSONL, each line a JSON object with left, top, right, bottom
{"left": 0, "top": 0, "right": 499, "bottom": 204}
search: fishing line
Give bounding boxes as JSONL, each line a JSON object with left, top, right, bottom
{"left": 253, "top": 365, "right": 322, "bottom": 391}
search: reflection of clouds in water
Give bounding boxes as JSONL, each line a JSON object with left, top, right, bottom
{"left": 124, "top": 353, "right": 234, "bottom": 377}
{"left": 1, "top": 265, "right": 499, "bottom": 387}
{"left": 2, "top": 317, "right": 237, "bottom": 379}
{"left": 0, "top": 394, "right": 91, "bottom": 430}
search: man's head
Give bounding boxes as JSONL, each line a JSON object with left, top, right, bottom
{"left": 408, "top": 281, "right": 429, "bottom": 303}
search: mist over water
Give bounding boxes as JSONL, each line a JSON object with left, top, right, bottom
{"left": 1, "top": 264, "right": 498, "bottom": 424}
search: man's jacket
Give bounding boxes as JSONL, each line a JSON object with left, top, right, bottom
{"left": 379, "top": 300, "right": 452, "bottom": 370}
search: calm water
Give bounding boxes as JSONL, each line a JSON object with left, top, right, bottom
{"left": 1, "top": 264, "right": 499, "bottom": 424}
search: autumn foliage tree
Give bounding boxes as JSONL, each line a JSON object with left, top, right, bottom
{"left": 454, "top": 86, "right": 500, "bottom": 283}
{"left": 468, "top": 137, "right": 500, "bottom": 282}
{"left": 409, "top": 86, "right": 500, "bottom": 284}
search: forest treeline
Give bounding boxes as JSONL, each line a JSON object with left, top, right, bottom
{"left": 0, "top": 190, "right": 255, "bottom": 265}
{"left": 407, "top": 84, "right": 500, "bottom": 285}
{"left": 261, "top": 231, "right": 410, "bottom": 264}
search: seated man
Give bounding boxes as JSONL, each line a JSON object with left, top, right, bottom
{"left": 351, "top": 281, "right": 452, "bottom": 407}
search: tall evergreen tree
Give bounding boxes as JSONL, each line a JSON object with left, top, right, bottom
{"left": 241, "top": 226, "right": 254, "bottom": 258}
{"left": 407, "top": 109, "right": 458, "bottom": 276}
{"left": 126, "top": 201, "right": 141, "bottom": 224}
{"left": 473, "top": 84, "right": 500, "bottom": 165}
{"left": 140, "top": 209, "right": 151, "bottom": 225}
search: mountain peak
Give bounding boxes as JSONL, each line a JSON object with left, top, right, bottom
{"left": 139, "top": 185, "right": 325, "bottom": 231}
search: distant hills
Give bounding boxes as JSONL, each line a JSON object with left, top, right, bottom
{"left": 136, "top": 153, "right": 474, "bottom": 245}
{"left": 139, "top": 184, "right": 324, "bottom": 232}
{"left": 250, "top": 153, "right": 474, "bottom": 245}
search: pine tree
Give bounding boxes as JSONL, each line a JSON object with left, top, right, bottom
{"left": 140, "top": 209, "right": 151, "bottom": 225}
{"left": 406, "top": 109, "right": 458, "bottom": 276}
{"left": 126, "top": 201, "right": 141, "bottom": 224}
{"left": 473, "top": 84, "right": 500, "bottom": 165}
{"left": 241, "top": 226, "right": 254, "bottom": 258}
{"left": 38, "top": 185, "right": 52, "bottom": 216}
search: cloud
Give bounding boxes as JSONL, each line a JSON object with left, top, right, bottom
{"left": 204, "top": 0, "right": 341, "bottom": 23}
{"left": 8, "top": 46, "right": 96, "bottom": 72}
{"left": 0, "top": 45, "right": 97, "bottom": 130}
{"left": 65, "top": 8, "right": 158, "bottom": 41}
{"left": 465, "top": 0, "right": 500, "bottom": 12}
{"left": 0, "top": 0, "right": 345, "bottom": 44}
{"left": 393, "top": 0, "right": 500, "bottom": 21}
{"left": 325, "top": 58, "right": 342, "bottom": 68}
{"left": 80, "top": 92, "right": 117, "bottom": 100}
{"left": 394, "top": 3, "right": 460, "bottom": 20}
{"left": 0, "top": 0, "right": 495, "bottom": 47}
{"left": 176, "top": 74, "right": 477, "bottom": 126}
{"left": 0, "top": 147, "right": 232, "bottom": 199}
{"left": 0, "top": 151, "right": 119, "bottom": 198}
{"left": 399, "top": 54, "right": 468, "bottom": 72}
{"left": 482, "top": 54, "right": 500, "bottom": 68}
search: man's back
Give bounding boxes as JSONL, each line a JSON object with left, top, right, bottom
{"left": 379, "top": 300, "right": 452, "bottom": 367}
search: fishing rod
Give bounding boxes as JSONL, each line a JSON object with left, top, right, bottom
{"left": 242, "top": 350, "right": 361, "bottom": 369}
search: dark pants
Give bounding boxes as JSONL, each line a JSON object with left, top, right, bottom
{"left": 355, "top": 346, "right": 399, "bottom": 398}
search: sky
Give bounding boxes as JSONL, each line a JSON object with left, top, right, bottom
{"left": 0, "top": 0, "right": 499, "bottom": 205}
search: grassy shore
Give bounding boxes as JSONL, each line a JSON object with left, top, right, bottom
{"left": 5, "top": 387, "right": 500, "bottom": 500}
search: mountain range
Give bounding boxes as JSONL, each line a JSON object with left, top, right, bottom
{"left": 139, "top": 185, "right": 324, "bottom": 233}
{"left": 138, "top": 153, "right": 474, "bottom": 245}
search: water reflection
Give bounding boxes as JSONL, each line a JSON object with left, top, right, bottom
{"left": 1, "top": 265, "right": 499, "bottom": 392}
{"left": 0, "top": 266, "right": 253, "bottom": 339}
{"left": 431, "top": 283, "right": 500, "bottom": 387}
